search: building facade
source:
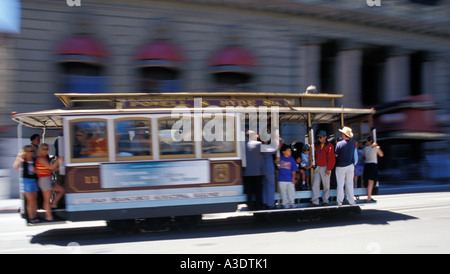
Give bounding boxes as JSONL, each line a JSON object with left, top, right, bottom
{"left": 1, "top": 0, "right": 449, "bottom": 197}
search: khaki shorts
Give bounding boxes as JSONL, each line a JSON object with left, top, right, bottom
{"left": 38, "top": 176, "right": 53, "bottom": 192}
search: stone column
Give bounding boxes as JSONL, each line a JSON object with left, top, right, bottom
{"left": 384, "top": 48, "right": 411, "bottom": 102}
{"left": 298, "top": 41, "right": 321, "bottom": 93}
{"left": 0, "top": 35, "right": 15, "bottom": 198}
{"left": 335, "top": 42, "right": 363, "bottom": 108}
{"left": 421, "top": 52, "right": 448, "bottom": 102}
{"left": 421, "top": 52, "right": 450, "bottom": 176}
{"left": 423, "top": 53, "right": 450, "bottom": 154}
{"left": 0, "top": 36, "right": 11, "bottom": 128}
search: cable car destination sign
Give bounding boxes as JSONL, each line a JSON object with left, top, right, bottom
{"left": 123, "top": 98, "right": 289, "bottom": 109}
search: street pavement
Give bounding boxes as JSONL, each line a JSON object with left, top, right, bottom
{"left": 2, "top": 186, "right": 450, "bottom": 254}
{"left": 1, "top": 179, "right": 450, "bottom": 254}
{"left": 1, "top": 177, "right": 448, "bottom": 214}
{"left": 0, "top": 198, "right": 20, "bottom": 214}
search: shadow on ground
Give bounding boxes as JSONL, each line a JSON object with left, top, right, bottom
{"left": 30, "top": 208, "right": 416, "bottom": 247}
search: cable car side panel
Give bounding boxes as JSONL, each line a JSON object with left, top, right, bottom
{"left": 64, "top": 159, "right": 243, "bottom": 221}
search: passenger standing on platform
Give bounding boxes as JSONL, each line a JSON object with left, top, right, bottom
{"left": 13, "top": 145, "right": 40, "bottom": 223}
{"left": 243, "top": 131, "right": 265, "bottom": 210}
{"left": 354, "top": 141, "right": 364, "bottom": 188}
{"left": 261, "top": 141, "right": 277, "bottom": 209}
{"left": 291, "top": 142, "right": 302, "bottom": 190}
{"left": 309, "top": 130, "right": 335, "bottom": 207}
{"left": 35, "top": 143, "right": 64, "bottom": 221}
{"left": 299, "top": 144, "right": 313, "bottom": 189}
{"left": 30, "top": 134, "right": 40, "bottom": 157}
{"left": 278, "top": 144, "right": 298, "bottom": 208}
{"left": 335, "top": 127, "right": 358, "bottom": 206}
{"left": 363, "top": 136, "right": 384, "bottom": 202}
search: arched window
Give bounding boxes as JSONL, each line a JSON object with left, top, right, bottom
{"left": 134, "top": 40, "right": 184, "bottom": 93}
{"left": 55, "top": 35, "right": 109, "bottom": 93}
{"left": 208, "top": 46, "right": 258, "bottom": 92}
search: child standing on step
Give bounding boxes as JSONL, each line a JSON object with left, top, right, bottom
{"left": 278, "top": 145, "right": 298, "bottom": 208}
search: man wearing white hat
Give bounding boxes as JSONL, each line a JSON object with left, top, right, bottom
{"left": 335, "top": 126, "right": 358, "bottom": 206}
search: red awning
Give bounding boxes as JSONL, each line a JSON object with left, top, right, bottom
{"left": 134, "top": 41, "right": 184, "bottom": 68}
{"left": 55, "top": 35, "right": 109, "bottom": 63}
{"left": 208, "top": 46, "right": 257, "bottom": 67}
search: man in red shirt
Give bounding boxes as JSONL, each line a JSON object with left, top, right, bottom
{"left": 309, "top": 130, "right": 336, "bottom": 206}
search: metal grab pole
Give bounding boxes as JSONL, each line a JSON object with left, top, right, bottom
{"left": 307, "top": 112, "right": 315, "bottom": 166}
{"left": 42, "top": 127, "right": 46, "bottom": 144}
{"left": 17, "top": 122, "right": 23, "bottom": 152}
{"left": 310, "top": 127, "right": 315, "bottom": 166}
{"left": 307, "top": 112, "right": 315, "bottom": 184}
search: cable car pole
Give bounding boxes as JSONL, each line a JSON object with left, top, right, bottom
{"left": 308, "top": 112, "right": 315, "bottom": 184}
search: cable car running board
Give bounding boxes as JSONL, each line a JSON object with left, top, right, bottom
{"left": 238, "top": 201, "right": 368, "bottom": 214}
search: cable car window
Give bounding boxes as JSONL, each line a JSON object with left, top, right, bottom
{"left": 158, "top": 117, "right": 195, "bottom": 158}
{"left": 70, "top": 119, "right": 108, "bottom": 162}
{"left": 115, "top": 118, "right": 152, "bottom": 160}
{"left": 202, "top": 116, "right": 237, "bottom": 157}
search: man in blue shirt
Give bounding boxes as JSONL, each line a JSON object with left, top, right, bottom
{"left": 335, "top": 126, "right": 358, "bottom": 206}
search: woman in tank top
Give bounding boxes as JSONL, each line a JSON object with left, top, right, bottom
{"left": 35, "top": 143, "right": 64, "bottom": 221}
{"left": 362, "top": 136, "right": 384, "bottom": 202}
{"left": 13, "top": 145, "right": 39, "bottom": 223}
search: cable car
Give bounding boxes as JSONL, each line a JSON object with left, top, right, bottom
{"left": 12, "top": 91, "right": 375, "bottom": 230}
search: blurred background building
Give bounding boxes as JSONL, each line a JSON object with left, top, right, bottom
{"left": 0, "top": 0, "right": 449, "bottom": 198}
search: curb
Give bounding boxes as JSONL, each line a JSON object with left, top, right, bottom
{"left": 0, "top": 208, "right": 20, "bottom": 214}
{"left": 0, "top": 199, "right": 21, "bottom": 214}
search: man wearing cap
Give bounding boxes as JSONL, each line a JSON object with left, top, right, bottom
{"left": 335, "top": 126, "right": 358, "bottom": 206}
{"left": 309, "top": 130, "right": 335, "bottom": 207}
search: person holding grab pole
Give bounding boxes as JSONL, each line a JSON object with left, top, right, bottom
{"left": 335, "top": 127, "right": 358, "bottom": 206}
{"left": 309, "top": 130, "right": 335, "bottom": 207}
{"left": 363, "top": 136, "right": 384, "bottom": 202}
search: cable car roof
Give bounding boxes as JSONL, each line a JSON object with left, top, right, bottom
{"left": 54, "top": 92, "right": 344, "bottom": 108}
{"left": 12, "top": 107, "right": 374, "bottom": 130}
{"left": 12, "top": 92, "right": 374, "bottom": 129}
